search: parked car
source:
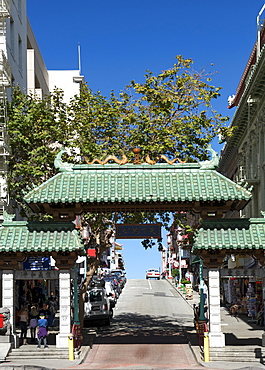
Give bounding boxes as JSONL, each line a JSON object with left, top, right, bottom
{"left": 103, "top": 275, "right": 121, "bottom": 298}
{"left": 110, "top": 270, "right": 127, "bottom": 288}
{"left": 146, "top": 268, "right": 160, "bottom": 280}
{"left": 84, "top": 287, "right": 113, "bottom": 326}
{"left": 104, "top": 280, "right": 117, "bottom": 307}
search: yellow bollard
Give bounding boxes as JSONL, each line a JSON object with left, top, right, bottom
{"left": 203, "top": 331, "right": 210, "bottom": 362}
{"left": 68, "top": 334, "right": 74, "bottom": 361}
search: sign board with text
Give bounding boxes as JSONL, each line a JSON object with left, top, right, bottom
{"left": 116, "top": 223, "right": 161, "bottom": 239}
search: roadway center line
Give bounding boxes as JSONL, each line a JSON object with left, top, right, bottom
{"left": 148, "top": 280, "right": 152, "bottom": 289}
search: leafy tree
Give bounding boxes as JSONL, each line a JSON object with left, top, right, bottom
{"left": 7, "top": 87, "right": 70, "bottom": 216}
{"left": 69, "top": 55, "right": 229, "bottom": 162}
{"left": 7, "top": 56, "right": 229, "bottom": 325}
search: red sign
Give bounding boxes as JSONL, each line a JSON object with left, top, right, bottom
{"left": 87, "top": 249, "right": 96, "bottom": 257}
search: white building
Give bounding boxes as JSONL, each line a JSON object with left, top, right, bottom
{"left": 0, "top": 0, "right": 84, "bottom": 220}
{"left": 48, "top": 69, "right": 84, "bottom": 103}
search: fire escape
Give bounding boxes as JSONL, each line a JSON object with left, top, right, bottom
{"left": 0, "top": 0, "right": 11, "bottom": 220}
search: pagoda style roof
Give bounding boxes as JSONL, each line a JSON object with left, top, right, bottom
{"left": 193, "top": 217, "right": 265, "bottom": 252}
{"left": 0, "top": 214, "right": 85, "bottom": 254}
{"left": 23, "top": 148, "right": 252, "bottom": 220}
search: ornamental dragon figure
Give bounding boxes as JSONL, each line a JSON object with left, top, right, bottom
{"left": 0, "top": 307, "right": 11, "bottom": 336}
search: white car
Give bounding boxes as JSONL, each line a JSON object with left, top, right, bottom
{"left": 84, "top": 287, "right": 113, "bottom": 326}
{"left": 146, "top": 268, "right": 160, "bottom": 280}
{"left": 104, "top": 281, "right": 117, "bottom": 307}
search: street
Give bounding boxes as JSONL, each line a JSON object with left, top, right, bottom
{"left": 72, "top": 279, "right": 201, "bottom": 369}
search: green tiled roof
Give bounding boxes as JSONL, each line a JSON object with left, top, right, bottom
{"left": 23, "top": 162, "right": 252, "bottom": 206}
{"left": 0, "top": 219, "right": 85, "bottom": 253}
{"left": 193, "top": 218, "right": 265, "bottom": 252}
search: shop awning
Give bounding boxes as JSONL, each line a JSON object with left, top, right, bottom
{"left": 191, "top": 255, "right": 201, "bottom": 264}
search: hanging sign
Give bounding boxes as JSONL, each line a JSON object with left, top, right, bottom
{"left": 115, "top": 223, "right": 161, "bottom": 239}
{"left": 15, "top": 270, "right": 59, "bottom": 280}
{"left": 220, "top": 268, "right": 265, "bottom": 278}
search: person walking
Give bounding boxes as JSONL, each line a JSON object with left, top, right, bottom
{"left": 29, "top": 305, "right": 39, "bottom": 343}
{"left": 18, "top": 305, "right": 29, "bottom": 345}
{"left": 37, "top": 314, "right": 48, "bottom": 348}
{"left": 48, "top": 292, "right": 58, "bottom": 327}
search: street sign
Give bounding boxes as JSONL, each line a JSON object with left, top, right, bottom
{"left": 115, "top": 223, "right": 161, "bottom": 239}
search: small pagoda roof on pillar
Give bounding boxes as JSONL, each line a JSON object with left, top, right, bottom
{"left": 192, "top": 216, "right": 265, "bottom": 267}
{"left": 0, "top": 212, "right": 85, "bottom": 269}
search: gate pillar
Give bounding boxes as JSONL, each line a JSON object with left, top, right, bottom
{"left": 2, "top": 269, "right": 18, "bottom": 345}
{"left": 56, "top": 269, "right": 72, "bottom": 348}
{"left": 208, "top": 269, "right": 225, "bottom": 347}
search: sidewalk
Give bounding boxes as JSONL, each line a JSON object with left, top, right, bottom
{"left": 171, "top": 280, "right": 265, "bottom": 369}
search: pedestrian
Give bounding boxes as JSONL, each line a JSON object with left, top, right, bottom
{"left": 203, "top": 280, "right": 208, "bottom": 306}
{"left": 48, "top": 291, "right": 58, "bottom": 327}
{"left": 29, "top": 305, "right": 39, "bottom": 343}
{"left": 39, "top": 302, "right": 51, "bottom": 329}
{"left": 37, "top": 314, "right": 48, "bottom": 348}
{"left": 18, "top": 305, "right": 29, "bottom": 345}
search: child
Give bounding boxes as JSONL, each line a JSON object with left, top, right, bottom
{"left": 37, "top": 314, "right": 48, "bottom": 348}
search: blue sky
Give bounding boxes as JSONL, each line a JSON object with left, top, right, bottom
{"left": 27, "top": 1, "right": 265, "bottom": 278}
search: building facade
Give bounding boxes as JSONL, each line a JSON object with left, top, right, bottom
{"left": 0, "top": 0, "right": 84, "bottom": 221}
{"left": 219, "top": 9, "right": 265, "bottom": 219}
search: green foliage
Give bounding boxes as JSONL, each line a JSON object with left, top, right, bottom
{"left": 181, "top": 279, "right": 191, "bottom": 285}
{"left": 68, "top": 56, "right": 229, "bottom": 162}
{"left": 7, "top": 87, "right": 70, "bottom": 215}
{"left": 171, "top": 268, "right": 179, "bottom": 278}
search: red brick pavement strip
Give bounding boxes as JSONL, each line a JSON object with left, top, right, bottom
{"left": 64, "top": 342, "right": 212, "bottom": 370}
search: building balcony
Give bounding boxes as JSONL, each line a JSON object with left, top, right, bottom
{"left": 0, "top": 0, "right": 10, "bottom": 18}
{"left": 0, "top": 49, "right": 11, "bottom": 87}
{"left": 234, "top": 165, "right": 260, "bottom": 185}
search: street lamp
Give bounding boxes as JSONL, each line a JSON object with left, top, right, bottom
{"left": 73, "top": 266, "right": 80, "bottom": 325}
{"left": 178, "top": 243, "right": 182, "bottom": 287}
{"left": 199, "top": 258, "right": 206, "bottom": 322}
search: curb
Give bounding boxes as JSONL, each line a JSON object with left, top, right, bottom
{"left": 166, "top": 279, "right": 207, "bottom": 367}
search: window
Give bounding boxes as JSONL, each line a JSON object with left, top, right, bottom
{"left": 18, "top": 34, "right": 22, "bottom": 72}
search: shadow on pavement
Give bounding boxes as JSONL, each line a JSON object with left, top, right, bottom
{"left": 86, "top": 312, "right": 195, "bottom": 345}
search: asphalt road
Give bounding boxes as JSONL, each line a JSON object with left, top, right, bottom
{"left": 70, "top": 279, "right": 202, "bottom": 369}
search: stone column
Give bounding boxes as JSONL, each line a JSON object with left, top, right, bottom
{"left": 2, "top": 269, "right": 18, "bottom": 345}
{"left": 208, "top": 269, "right": 225, "bottom": 347}
{"left": 56, "top": 269, "right": 72, "bottom": 348}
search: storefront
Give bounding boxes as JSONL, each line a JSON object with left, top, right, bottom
{"left": 0, "top": 216, "right": 85, "bottom": 348}
{"left": 220, "top": 268, "right": 264, "bottom": 320}
{"left": 193, "top": 217, "right": 265, "bottom": 348}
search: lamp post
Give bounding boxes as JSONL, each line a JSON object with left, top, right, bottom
{"left": 199, "top": 258, "right": 206, "bottom": 321}
{"left": 178, "top": 243, "right": 182, "bottom": 287}
{"left": 109, "top": 233, "right": 115, "bottom": 270}
{"left": 73, "top": 266, "right": 80, "bottom": 325}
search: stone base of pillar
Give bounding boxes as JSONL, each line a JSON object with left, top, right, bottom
{"left": 56, "top": 333, "right": 72, "bottom": 348}
{"left": 209, "top": 332, "right": 225, "bottom": 347}
{"left": 13, "top": 334, "right": 19, "bottom": 348}
{"left": 0, "top": 335, "right": 13, "bottom": 343}
{"left": 0, "top": 333, "right": 19, "bottom": 348}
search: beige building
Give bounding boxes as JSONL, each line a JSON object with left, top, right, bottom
{"left": 219, "top": 9, "right": 265, "bottom": 219}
